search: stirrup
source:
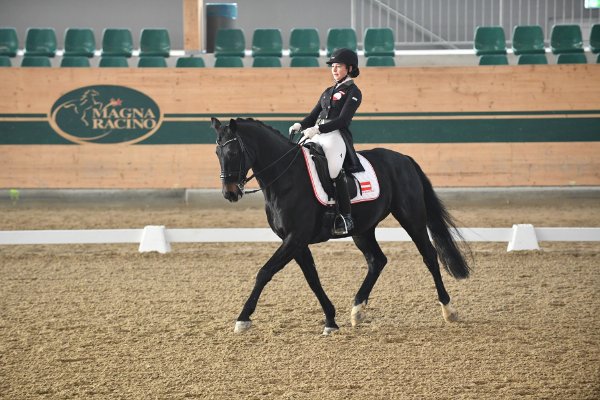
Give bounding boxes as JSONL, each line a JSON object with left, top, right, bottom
{"left": 333, "top": 214, "right": 354, "bottom": 235}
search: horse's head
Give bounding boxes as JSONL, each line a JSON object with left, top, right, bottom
{"left": 211, "top": 117, "right": 252, "bottom": 202}
{"left": 81, "top": 89, "right": 100, "bottom": 102}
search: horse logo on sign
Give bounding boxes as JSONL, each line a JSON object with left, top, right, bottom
{"left": 49, "top": 85, "right": 162, "bottom": 144}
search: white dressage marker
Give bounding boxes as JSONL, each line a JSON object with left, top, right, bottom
{"left": 0, "top": 226, "right": 599, "bottom": 253}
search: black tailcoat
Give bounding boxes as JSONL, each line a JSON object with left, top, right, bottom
{"left": 300, "top": 79, "right": 364, "bottom": 173}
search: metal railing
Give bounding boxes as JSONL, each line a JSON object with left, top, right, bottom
{"left": 351, "top": 0, "right": 600, "bottom": 49}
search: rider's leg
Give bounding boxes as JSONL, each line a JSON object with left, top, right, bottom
{"left": 308, "top": 130, "right": 346, "bottom": 179}
{"left": 310, "top": 130, "right": 354, "bottom": 235}
{"left": 333, "top": 170, "right": 354, "bottom": 235}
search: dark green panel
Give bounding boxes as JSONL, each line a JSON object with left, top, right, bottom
{"left": 1, "top": 116, "right": 599, "bottom": 145}
{"left": 138, "top": 120, "right": 290, "bottom": 144}
{"left": 350, "top": 118, "right": 600, "bottom": 143}
{"left": 0, "top": 122, "right": 72, "bottom": 144}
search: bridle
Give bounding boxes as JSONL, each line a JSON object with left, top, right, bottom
{"left": 217, "top": 136, "right": 248, "bottom": 185}
{"left": 217, "top": 133, "right": 305, "bottom": 194}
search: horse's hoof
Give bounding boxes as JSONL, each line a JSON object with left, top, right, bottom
{"left": 234, "top": 320, "right": 252, "bottom": 333}
{"left": 322, "top": 326, "right": 339, "bottom": 336}
{"left": 351, "top": 301, "right": 367, "bottom": 327}
{"left": 440, "top": 301, "right": 459, "bottom": 323}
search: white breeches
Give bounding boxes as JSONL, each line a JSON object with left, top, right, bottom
{"left": 308, "top": 129, "right": 346, "bottom": 179}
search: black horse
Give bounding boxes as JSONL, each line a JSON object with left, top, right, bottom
{"left": 212, "top": 117, "right": 471, "bottom": 335}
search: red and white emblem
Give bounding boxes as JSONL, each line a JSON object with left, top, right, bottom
{"left": 360, "top": 181, "right": 372, "bottom": 192}
{"left": 332, "top": 91, "right": 345, "bottom": 101}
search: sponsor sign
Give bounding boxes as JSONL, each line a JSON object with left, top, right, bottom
{"left": 49, "top": 85, "right": 162, "bottom": 144}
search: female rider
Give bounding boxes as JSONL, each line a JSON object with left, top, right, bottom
{"left": 289, "top": 48, "right": 363, "bottom": 235}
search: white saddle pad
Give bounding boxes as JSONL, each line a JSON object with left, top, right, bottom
{"left": 301, "top": 147, "right": 380, "bottom": 206}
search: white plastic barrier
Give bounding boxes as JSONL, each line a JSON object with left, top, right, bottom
{"left": 0, "top": 225, "right": 599, "bottom": 253}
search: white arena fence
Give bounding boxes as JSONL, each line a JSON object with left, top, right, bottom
{"left": 1, "top": 225, "right": 599, "bottom": 253}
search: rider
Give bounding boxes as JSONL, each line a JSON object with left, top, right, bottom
{"left": 289, "top": 48, "right": 363, "bottom": 235}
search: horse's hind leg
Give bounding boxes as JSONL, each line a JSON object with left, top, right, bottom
{"left": 351, "top": 228, "right": 388, "bottom": 327}
{"left": 393, "top": 210, "right": 458, "bottom": 323}
{"left": 295, "top": 247, "right": 338, "bottom": 335}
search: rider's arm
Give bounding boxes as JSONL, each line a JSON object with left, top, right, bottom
{"left": 300, "top": 99, "right": 322, "bottom": 129}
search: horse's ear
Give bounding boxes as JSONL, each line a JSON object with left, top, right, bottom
{"left": 210, "top": 117, "right": 221, "bottom": 131}
{"left": 229, "top": 119, "right": 237, "bottom": 133}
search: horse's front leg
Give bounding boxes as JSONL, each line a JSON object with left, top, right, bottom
{"left": 234, "top": 236, "right": 304, "bottom": 333}
{"left": 294, "top": 247, "right": 338, "bottom": 335}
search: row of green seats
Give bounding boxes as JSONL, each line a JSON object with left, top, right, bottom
{"left": 478, "top": 53, "right": 597, "bottom": 65}
{"left": 0, "top": 55, "right": 403, "bottom": 68}
{"left": 0, "top": 27, "right": 171, "bottom": 58}
{"left": 0, "top": 26, "right": 393, "bottom": 60}
{"left": 0, "top": 56, "right": 198, "bottom": 67}
{"left": 476, "top": 23, "right": 600, "bottom": 65}
{"left": 475, "top": 24, "right": 600, "bottom": 56}
{"left": 215, "top": 27, "right": 395, "bottom": 60}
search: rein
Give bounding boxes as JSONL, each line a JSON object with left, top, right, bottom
{"left": 218, "top": 134, "right": 307, "bottom": 194}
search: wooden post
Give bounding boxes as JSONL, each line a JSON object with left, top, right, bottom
{"left": 183, "top": 0, "right": 203, "bottom": 51}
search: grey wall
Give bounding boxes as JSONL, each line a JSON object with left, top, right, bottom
{"left": 1, "top": 0, "right": 597, "bottom": 51}
{"left": 0, "top": 0, "right": 184, "bottom": 48}
{"left": 0, "top": 0, "right": 350, "bottom": 50}
{"left": 233, "top": 0, "right": 350, "bottom": 50}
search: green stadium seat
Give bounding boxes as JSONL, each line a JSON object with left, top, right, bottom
{"left": 63, "top": 28, "right": 96, "bottom": 57}
{"left": 140, "top": 28, "right": 170, "bottom": 57}
{"left": 512, "top": 25, "right": 545, "bottom": 55}
{"left": 60, "top": 56, "right": 90, "bottom": 67}
{"left": 101, "top": 28, "right": 133, "bottom": 57}
{"left": 517, "top": 54, "right": 548, "bottom": 65}
{"left": 478, "top": 54, "right": 509, "bottom": 65}
{"left": 289, "top": 28, "right": 320, "bottom": 57}
{"left": 252, "top": 56, "right": 281, "bottom": 67}
{"left": 137, "top": 56, "right": 167, "bottom": 67}
{"left": 290, "top": 56, "right": 320, "bottom": 67}
{"left": 176, "top": 56, "right": 205, "bottom": 67}
{"left": 473, "top": 26, "right": 507, "bottom": 55}
{"left": 366, "top": 55, "right": 396, "bottom": 66}
{"left": 215, "top": 29, "right": 246, "bottom": 57}
{"left": 550, "top": 25, "right": 584, "bottom": 54}
{"left": 0, "top": 56, "right": 11, "bottom": 66}
{"left": 0, "top": 28, "right": 19, "bottom": 57}
{"left": 251, "top": 29, "right": 283, "bottom": 57}
{"left": 99, "top": 56, "right": 129, "bottom": 67}
{"left": 25, "top": 28, "right": 57, "bottom": 57}
{"left": 21, "top": 56, "right": 52, "bottom": 67}
{"left": 214, "top": 56, "right": 243, "bottom": 67}
{"left": 590, "top": 24, "right": 600, "bottom": 54}
{"left": 364, "top": 28, "right": 395, "bottom": 57}
{"left": 326, "top": 28, "right": 357, "bottom": 57}
{"left": 556, "top": 53, "right": 587, "bottom": 64}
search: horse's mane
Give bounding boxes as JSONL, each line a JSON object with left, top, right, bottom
{"left": 235, "top": 118, "right": 290, "bottom": 145}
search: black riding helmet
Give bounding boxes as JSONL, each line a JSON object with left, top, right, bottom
{"left": 326, "top": 48, "right": 360, "bottom": 78}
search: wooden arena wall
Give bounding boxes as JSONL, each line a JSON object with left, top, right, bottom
{"left": 0, "top": 65, "right": 599, "bottom": 189}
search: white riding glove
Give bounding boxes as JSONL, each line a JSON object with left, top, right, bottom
{"left": 303, "top": 126, "right": 320, "bottom": 139}
{"left": 288, "top": 122, "right": 302, "bottom": 134}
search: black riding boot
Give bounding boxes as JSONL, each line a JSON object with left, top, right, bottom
{"left": 332, "top": 171, "right": 354, "bottom": 235}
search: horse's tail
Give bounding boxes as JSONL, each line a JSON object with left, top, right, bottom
{"left": 408, "top": 157, "right": 472, "bottom": 279}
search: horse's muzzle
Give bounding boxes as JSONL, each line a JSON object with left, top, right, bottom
{"left": 222, "top": 183, "right": 243, "bottom": 202}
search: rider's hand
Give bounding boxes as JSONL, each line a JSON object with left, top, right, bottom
{"left": 288, "top": 123, "right": 302, "bottom": 135}
{"left": 303, "top": 126, "right": 320, "bottom": 139}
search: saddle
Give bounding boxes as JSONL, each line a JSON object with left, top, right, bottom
{"left": 304, "top": 142, "right": 357, "bottom": 200}
{"left": 302, "top": 142, "right": 379, "bottom": 206}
